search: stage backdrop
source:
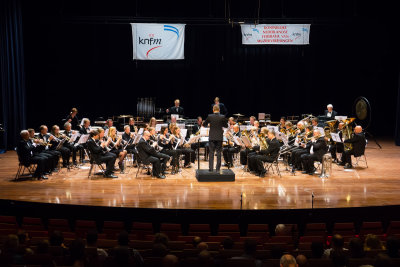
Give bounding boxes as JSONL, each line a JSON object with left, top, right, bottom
{"left": 241, "top": 24, "right": 310, "bottom": 45}
{"left": 131, "top": 23, "right": 185, "bottom": 60}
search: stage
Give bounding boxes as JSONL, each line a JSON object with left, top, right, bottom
{"left": 0, "top": 139, "right": 399, "bottom": 211}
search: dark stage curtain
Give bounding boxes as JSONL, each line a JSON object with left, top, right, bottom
{"left": 396, "top": 70, "right": 400, "bottom": 146}
{"left": 0, "top": 0, "right": 27, "bottom": 150}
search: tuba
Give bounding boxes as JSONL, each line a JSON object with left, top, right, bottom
{"left": 320, "top": 153, "right": 332, "bottom": 178}
{"left": 259, "top": 134, "right": 269, "bottom": 150}
{"left": 342, "top": 118, "right": 355, "bottom": 151}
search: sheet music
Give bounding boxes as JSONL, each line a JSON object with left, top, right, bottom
{"left": 233, "top": 136, "right": 244, "bottom": 147}
{"left": 177, "top": 123, "right": 185, "bottom": 129}
{"left": 241, "top": 135, "right": 251, "bottom": 148}
{"left": 330, "top": 133, "right": 342, "bottom": 143}
{"left": 181, "top": 129, "right": 188, "bottom": 138}
{"left": 267, "top": 125, "right": 278, "bottom": 132}
{"left": 315, "top": 127, "right": 325, "bottom": 136}
{"left": 171, "top": 114, "right": 179, "bottom": 121}
{"left": 200, "top": 127, "right": 209, "bottom": 137}
{"left": 155, "top": 123, "right": 168, "bottom": 132}
{"left": 138, "top": 128, "right": 144, "bottom": 135}
{"left": 199, "top": 137, "right": 209, "bottom": 142}
{"left": 187, "top": 135, "right": 200, "bottom": 145}
{"left": 70, "top": 132, "right": 80, "bottom": 143}
{"left": 75, "top": 134, "right": 89, "bottom": 146}
{"left": 133, "top": 134, "right": 142, "bottom": 144}
{"left": 335, "top": 116, "right": 347, "bottom": 121}
{"left": 104, "top": 129, "right": 109, "bottom": 137}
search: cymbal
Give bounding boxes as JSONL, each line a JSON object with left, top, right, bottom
{"left": 233, "top": 113, "right": 244, "bottom": 117}
{"left": 177, "top": 118, "right": 186, "bottom": 121}
{"left": 185, "top": 124, "right": 195, "bottom": 127}
{"left": 118, "top": 115, "right": 132, "bottom": 118}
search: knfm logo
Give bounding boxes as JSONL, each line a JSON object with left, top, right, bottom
{"left": 138, "top": 25, "right": 180, "bottom": 58}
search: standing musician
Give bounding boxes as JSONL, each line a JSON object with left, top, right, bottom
{"left": 17, "top": 130, "right": 49, "bottom": 180}
{"left": 103, "top": 119, "right": 113, "bottom": 130}
{"left": 166, "top": 99, "right": 185, "bottom": 116}
{"left": 341, "top": 125, "right": 366, "bottom": 169}
{"left": 325, "top": 104, "right": 338, "bottom": 119}
{"left": 65, "top": 108, "right": 80, "bottom": 130}
{"left": 250, "top": 130, "right": 280, "bottom": 178}
{"left": 50, "top": 125, "right": 71, "bottom": 168}
{"left": 222, "top": 124, "right": 241, "bottom": 168}
{"left": 211, "top": 97, "right": 228, "bottom": 116}
{"left": 128, "top": 118, "right": 138, "bottom": 134}
{"left": 87, "top": 130, "right": 118, "bottom": 178}
{"left": 171, "top": 126, "right": 195, "bottom": 168}
{"left": 122, "top": 125, "right": 136, "bottom": 154}
{"left": 79, "top": 119, "right": 91, "bottom": 135}
{"left": 64, "top": 122, "right": 82, "bottom": 165}
{"left": 158, "top": 126, "right": 180, "bottom": 174}
{"left": 108, "top": 127, "right": 127, "bottom": 173}
{"left": 27, "top": 128, "right": 57, "bottom": 174}
{"left": 36, "top": 125, "right": 61, "bottom": 170}
{"left": 204, "top": 104, "right": 228, "bottom": 172}
{"left": 278, "top": 117, "right": 286, "bottom": 133}
{"left": 300, "top": 129, "right": 328, "bottom": 175}
{"left": 137, "top": 130, "right": 170, "bottom": 179}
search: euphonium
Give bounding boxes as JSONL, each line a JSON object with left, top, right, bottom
{"left": 259, "top": 134, "right": 269, "bottom": 150}
{"left": 342, "top": 124, "right": 353, "bottom": 151}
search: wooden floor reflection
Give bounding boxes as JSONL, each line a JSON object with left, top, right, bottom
{"left": 0, "top": 140, "right": 399, "bottom": 210}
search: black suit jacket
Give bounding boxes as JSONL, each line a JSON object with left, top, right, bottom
{"left": 66, "top": 114, "right": 80, "bottom": 130}
{"left": 136, "top": 138, "right": 158, "bottom": 163}
{"left": 344, "top": 133, "right": 366, "bottom": 157}
{"left": 260, "top": 138, "right": 280, "bottom": 159}
{"left": 79, "top": 127, "right": 90, "bottom": 135}
{"left": 87, "top": 138, "right": 106, "bottom": 162}
{"left": 17, "top": 140, "right": 34, "bottom": 166}
{"left": 324, "top": 110, "right": 338, "bottom": 119}
{"left": 211, "top": 103, "right": 228, "bottom": 116}
{"left": 204, "top": 113, "right": 228, "bottom": 141}
{"left": 306, "top": 137, "right": 328, "bottom": 161}
{"left": 168, "top": 106, "right": 184, "bottom": 116}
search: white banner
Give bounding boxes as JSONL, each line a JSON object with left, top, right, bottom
{"left": 131, "top": 23, "right": 185, "bottom": 60}
{"left": 241, "top": 24, "right": 310, "bottom": 45}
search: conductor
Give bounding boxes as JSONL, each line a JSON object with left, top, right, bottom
{"left": 204, "top": 105, "right": 228, "bottom": 172}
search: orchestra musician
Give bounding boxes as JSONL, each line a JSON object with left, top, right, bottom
{"left": 27, "top": 128, "right": 57, "bottom": 174}
{"left": 136, "top": 130, "right": 170, "bottom": 179}
{"left": 300, "top": 129, "right": 328, "bottom": 175}
{"left": 329, "top": 122, "right": 345, "bottom": 163}
{"left": 158, "top": 126, "right": 180, "bottom": 174}
{"left": 341, "top": 125, "right": 366, "bottom": 169}
{"left": 122, "top": 125, "right": 136, "bottom": 154}
{"left": 166, "top": 99, "right": 185, "bottom": 116}
{"left": 222, "top": 124, "right": 241, "bottom": 168}
{"left": 50, "top": 125, "right": 71, "bottom": 168}
{"left": 278, "top": 117, "right": 286, "bottom": 133}
{"left": 36, "top": 125, "right": 62, "bottom": 170}
{"left": 204, "top": 104, "right": 228, "bottom": 172}
{"left": 86, "top": 130, "right": 118, "bottom": 178}
{"left": 103, "top": 119, "right": 113, "bottom": 130}
{"left": 247, "top": 127, "right": 268, "bottom": 172}
{"left": 228, "top": 117, "right": 236, "bottom": 131}
{"left": 325, "top": 104, "right": 338, "bottom": 119}
{"left": 148, "top": 127, "right": 171, "bottom": 172}
{"left": 192, "top": 116, "right": 203, "bottom": 135}
{"left": 311, "top": 118, "right": 319, "bottom": 128}
{"left": 64, "top": 122, "right": 82, "bottom": 165}
{"left": 148, "top": 117, "right": 157, "bottom": 128}
{"left": 249, "top": 116, "right": 256, "bottom": 126}
{"left": 250, "top": 130, "right": 280, "bottom": 178}
{"left": 17, "top": 130, "right": 49, "bottom": 180}
{"left": 65, "top": 108, "right": 80, "bottom": 130}
{"left": 211, "top": 97, "right": 228, "bottom": 116}
{"left": 108, "top": 127, "right": 127, "bottom": 173}
{"left": 171, "top": 126, "right": 195, "bottom": 168}
{"left": 290, "top": 126, "right": 314, "bottom": 172}
{"left": 79, "top": 119, "right": 91, "bottom": 135}
{"left": 128, "top": 118, "right": 138, "bottom": 134}
{"left": 239, "top": 126, "right": 260, "bottom": 167}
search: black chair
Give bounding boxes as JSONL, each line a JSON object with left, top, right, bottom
{"left": 86, "top": 149, "right": 106, "bottom": 179}
{"left": 263, "top": 153, "right": 282, "bottom": 177}
{"left": 134, "top": 147, "right": 152, "bottom": 178}
{"left": 15, "top": 147, "right": 37, "bottom": 180}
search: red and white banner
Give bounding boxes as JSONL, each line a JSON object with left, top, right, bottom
{"left": 241, "top": 24, "right": 310, "bottom": 45}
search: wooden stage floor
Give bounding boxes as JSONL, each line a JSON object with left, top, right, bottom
{"left": 0, "top": 140, "right": 399, "bottom": 210}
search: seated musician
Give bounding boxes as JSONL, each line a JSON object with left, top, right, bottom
{"left": 64, "top": 122, "right": 82, "bottom": 165}
{"left": 278, "top": 117, "right": 286, "bottom": 133}
{"left": 192, "top": 116, "right": 203, "bottom": 135}
{"left": 65, "top": 108, "right": 80, "bottom": 130}
{"left": 28, "top": 128, "right": 57, "bottom": 174}
{"left": 341, "top": 126, "right": 366, "bottom": 169}
{"left": 247, "top": 127, "right": 268, "bottom": 172}
{"left": 328, "top": 122, "right": 344, "bottom": 163}
{"left": 50, "top": 125, "right": 71, "bottom": 168}
{"left": 148, "top": 117, "right": 157, "bottom": 129}
{"left": 300, "top": 129, "right": 328, "bottom": 175}
{"left": 37, "top": 125, "right": 61, "bottom": 170}
{"left": 290, "top": 126, "right": 314, "bottom": 172}
{"left": 108, "top": 127, "right": 127, "bottom": 173}
{"left": 166, "top": 99, "right": 184, "bottom": 116}
{"left": 239, "top": 127, "right": 260, "bottom": 167}
{"left": 251, "top": 130, "right": 280, "bottom": 178}
{"left": 18, "top": 130, "right": 49, "bottom": 180}
{"left": 158, "top": 126, "right": 180, "bottom": 174}
{"left": 103, "top": 119, "right": 113, "bottom": 130}
{"left": 223, "top": 124, "right": 241, "bottom": 168}
{"left": 136, "top": 130, "right": 170, "bottom": 179}
{"left": 249, "top": 116, "right": 256, "bottom": 126}
{"left": 128, "top": 118, "right": 138, "bottom": 134}
{"left": 87, "top": 130, "right": 117, "bottom": 178}
{"left": 325, "top": 104, "right": 338, "bottom": 119}
{"left": 228, "top": 117, "right": 236, "bottom": 131}
{"left": 254, "top": 121, "right": 261, "bottom": 134}
{"left": 122, "top": 125, "right": 136, "bottom": 154}
{"left": 79, "top": 119, "right": 91, "bottom": 135}
{"left": 171, "top": 126, "right": 195, "bottom": 168}
{"left": 311, "top": 118, "right": 319, "bottom": 128}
